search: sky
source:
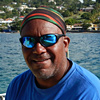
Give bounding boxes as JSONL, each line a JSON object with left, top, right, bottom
{"left": 80, "top": 0, "right": 96, "bottom": 3}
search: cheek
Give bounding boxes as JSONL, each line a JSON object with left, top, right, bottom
{"left": 48, "top": 41, "right": 65, "bottom": 63}
{"left": 22, "top": 47, "right": 31, "bottom": 62}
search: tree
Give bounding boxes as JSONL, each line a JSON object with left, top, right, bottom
{"left": 82, "top": 21, "right": 91, "bottom": 30}
{"left": 12, "top": 9, "right": 19, "bottom": 16}
{"left": 96, "top": 0, "right": 100, "bottom": 3}
{"left": 81, "top": 13, "right": 91, "bottom": 20}
{"left": 11, "top": 19, "right": 22, "bottom": 31}
{"left": 94, "top": 2, "right": 100, "bottom": 9}
{"left": 83, "top": 0, "right": 93, "bottom": 6}
{"left": 62, "top": 10, "right": 71, "bottom": 17}
{"left": 65, "top": 18, "right": 77, "bottom": 25}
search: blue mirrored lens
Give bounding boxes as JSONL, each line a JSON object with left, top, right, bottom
{"left": 40, "top": 34, "right": 57, "bottom": 46}
{"left": 22, "top": 37, "right": 35, "bottom": 48}
{"left": 20, "top": 34, "right": 59, "bottom": 48}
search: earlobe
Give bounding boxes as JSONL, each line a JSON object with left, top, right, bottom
{"left": 63, "top": 36, "right": 70, "bottom": 52}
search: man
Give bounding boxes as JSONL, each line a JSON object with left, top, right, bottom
{"left": 6, "top": 7, "right": 100, "bottom": 100}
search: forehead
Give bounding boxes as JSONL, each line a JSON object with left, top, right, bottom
{"left": 21, "top": 19, "right": 62, "bottom": 37}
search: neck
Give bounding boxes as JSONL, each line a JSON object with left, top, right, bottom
{"left": 35, "top": 59, "right": 72, "bottom": 89}
{"left": 35, "top": 77, "right": 59, "bottom": 89}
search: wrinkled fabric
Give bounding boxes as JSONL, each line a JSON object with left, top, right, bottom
{"left": 6, "top": 60, "right": 100, "bottom": 100}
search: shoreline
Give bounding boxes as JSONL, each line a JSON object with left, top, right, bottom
{"left": 67, "top": 30, "right": 100, "bottom": 33}
{"left": 0, "top": 31, "right": 100, "bottom": 34}
{"left": 0, "top": 32, "right": 19, "bottom": 34}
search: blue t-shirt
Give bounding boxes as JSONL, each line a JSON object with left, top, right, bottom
{"left": 6, "top": 60, "right": 100, "bottom": 100}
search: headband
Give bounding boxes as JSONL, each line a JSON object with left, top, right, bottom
{"left": 20, "top": 7, "right": 66, "bottom": 34}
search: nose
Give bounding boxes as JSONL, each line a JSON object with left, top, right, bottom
{"left": 32, "top": 43, "right": 46, "bottom": 54}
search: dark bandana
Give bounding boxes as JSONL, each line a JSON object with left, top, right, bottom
{"left": 20, "top": 7, "right": 66, "bottom": 34}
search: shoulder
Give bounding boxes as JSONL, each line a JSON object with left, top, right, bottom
{"left": 70, "top": 60, "right": 100, "bottom": 97}
{"left": 11, "top": 69, "right": 32, "bottom": 84}
{"left": 6, "top": 70, "right": 34, "bottom": 100}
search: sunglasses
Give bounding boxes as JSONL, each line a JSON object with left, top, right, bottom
{"left": 19, "top": 34, "right": 65, "bottom": 48}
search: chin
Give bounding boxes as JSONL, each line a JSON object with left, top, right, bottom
{"left": 33, "top": 69, "right": 55, "bottom": 80}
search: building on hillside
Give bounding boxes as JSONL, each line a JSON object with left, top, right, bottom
{"left": 7, "top": 6, "right": 14, "bottom": 11}
{"left": 27, "top": 7, "right": 36, "bottom": 10}
{"left": 56, "top": 6, "right": 65, "bottom": 10}
{"left": 66, "top": 25, "right": 73, "bottom": 31}
{"left": 0, "top": 10, "right": 5, "bottom": 14}
{"left": 19, "top": 16, "right": 25, "bottom": 20}
{"left": 85, "top": 7, "right": 94, "bottom": 12}
{"left": 0, "top": 18, "right": 13, "bottom": 24}
{"left": 72, "top": 23, "right": 83, "bottom": 31}
{"left": 67, "top": 23, "right": 84, "bottom": 31}
{"left": 18, "top": 5, "right": 28, "bottom": 11}
{"left": 48, "top": 0, "right": 56, "bottom": 4}
{"left": 66, "top": 23, "right": 100, "bottom": 31}
{"left": 48, "top": 0, "right": 54, "bottom": 2}
{"left": 11, "top": 2, "right": 17, "bottom": 5}
{"left": 88, "top": 23, "right": 98, "bottom": 30}
{"left": 3, "top": 6, "right": 14, "bottom": 11}
{"left": 79, "top": 5, "right": 94, "bottom": 12}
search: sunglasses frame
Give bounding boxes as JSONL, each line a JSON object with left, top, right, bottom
{"left": 19, "top": 34, "right": 65, "bottom": 48}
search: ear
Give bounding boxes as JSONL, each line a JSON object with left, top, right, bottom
{"left": 63, "top": 36, "right": 70, "bottom": 53}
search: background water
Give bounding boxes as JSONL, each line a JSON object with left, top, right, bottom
{"left": 0, "top": 33, "right": 100, "bottom": 94}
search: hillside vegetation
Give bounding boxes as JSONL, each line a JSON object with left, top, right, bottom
{"left": 0, "top": 0, "right": 100, "bottom": 31}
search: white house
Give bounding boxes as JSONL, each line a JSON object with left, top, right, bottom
{"left": 48, "top": 0, "right": 54, "bottom": 2}
{"left": 18, "top": 5, "right": 28, "bottom": 11}
{"left": 11, "top": 2, "right": 17, "bottom": 5}
{"left": 0, "top": 18, "right": 13, "bottom": 24}
{"left": 0, "top": 10, "right": 5, "bottom": 14}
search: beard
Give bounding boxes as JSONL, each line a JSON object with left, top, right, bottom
{"left": 30, "top": 62, "right": 59, "bottom": 80}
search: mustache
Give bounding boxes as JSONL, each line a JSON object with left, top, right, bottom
{"left": 30, "top": 53, "right": 51, "bottom": 60}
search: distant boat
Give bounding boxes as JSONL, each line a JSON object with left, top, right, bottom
{"left": 3, "top": 29, "right": 12, "bottom": 32}
{"left": 2, "top": 29, "right": 18, "bottom": 33}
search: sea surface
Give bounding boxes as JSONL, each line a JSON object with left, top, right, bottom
{"left": 0, "top": 33, "right": 100, "bottom": 94}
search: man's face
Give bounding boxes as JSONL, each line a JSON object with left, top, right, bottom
{"left": 21, "top": 19, "right": 69, "bottom": 80}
